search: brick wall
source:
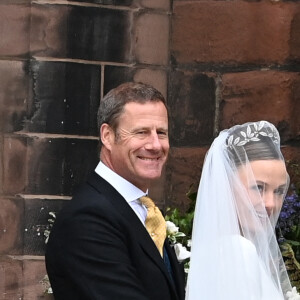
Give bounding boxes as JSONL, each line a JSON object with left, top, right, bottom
{"left": 0, "top": 0, "right": 299, "bottom": 298}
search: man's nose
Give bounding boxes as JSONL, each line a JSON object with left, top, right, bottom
{"left": 145, "top": 132, "right": 162, "bottom": 150}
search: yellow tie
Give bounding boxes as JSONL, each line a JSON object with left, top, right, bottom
{"left": 140, "top": 196, "right": 166, "bottom": 257}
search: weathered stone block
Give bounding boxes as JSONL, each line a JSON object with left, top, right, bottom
{"left": 32, "top": 4, "right": 132, "bottom": 62}
{"left": 141, "top": 0, "right": 170, "bottom": 10}
{"left": 3, "top": 135, "right": 98, "bottom": 196}
{"left": 23, "top": 259, "right": 47, "bottom": 300}
{"left": 1, "top": 0, "right": 30, "bottom": 3}
{"left": 25, "top": 137, "right": 98, "bottom": 195}
{"left": 135, "top": 12, "right": 169, "bottom": 65}
{"left": 30, "top": 4, "right": 69, "bottom": 58}
{"left": 165, "top": 147, "right": 209, "bottom": 211}
{"left": 172, "top": 2, "right": 297, "bottom": 65}
{"left": 71, "top": 0, "right": 133, "bottom": 5}
{"left": 104, "top": 66, "right": 167, "bottom": 98}
{"left": 148, "top": 167, "right": 167, "bottom": 209}
{"left": 0, "top": 256, "right": 23, "bottom": 299}
{"left": 0, "top": 256, "right": 48, "bottom": 299}
{"left": 24, "top": 198, "right": 67, "bottom": 255}
{"left": 290, "top": 9, "right": 300, "bottom": 61}
{"left": 0, "top": 4, "right": 30, "bottom": 57}
{"left": 25, "top": 60, "right": 101, "bottom": 136}
{"left": 103, "top": 66, "right": 135, "bottom": 95}
{"left": 0, "top": 198, "right": 24, "bottom": 255}
{"left": 168, "top": 71, "right": 216, "bottom": 147}
{"left": 0, "top": 60, "right": 29, "bottom": 133}
{"left": 133, "top": 69, "right": 168, "bottom": 99}
{"left": 282, "top": 146, "right": 300, "bottom": 188}
{"left": 3, "top": 136, "right": 28, "bottom": 195}
{"left": 220, "top": 71, "right": 300, "bottom": 143}
{"left": 0, "top": 136, "right": 3, "bottom": 195}
{"left": 68, "top": 6, "right": 132, "bottom": 62}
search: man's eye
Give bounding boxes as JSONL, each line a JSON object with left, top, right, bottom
{"left": 157, "top": 131, "right": 168, "bottom": 136}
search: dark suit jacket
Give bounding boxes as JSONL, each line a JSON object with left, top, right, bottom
{"left": 45, "top": 171, "right": 185, "bottom": 300}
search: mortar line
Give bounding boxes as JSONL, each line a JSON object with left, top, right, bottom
{"left": 32, "top": 0, "right": 140, "bottom": 11}
{"left": 18, "top": 194, "right": 72, "bottom": 200}
{"left": 13, "top": 131, "right": 98, "bottom": 140}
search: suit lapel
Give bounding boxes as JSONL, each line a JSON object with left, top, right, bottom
{"left": 165, "top": 241, "right": 185, "bottom": 300}
{"left": 87, "top": 172, "right": 181, "bottom": 300}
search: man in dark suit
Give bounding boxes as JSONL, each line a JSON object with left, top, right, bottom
{"left": 45, "top": 82, "right": 185, "bottom": 300}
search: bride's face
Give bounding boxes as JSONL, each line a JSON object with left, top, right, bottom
{"left": 237, "top": 159, "right": 288, "bottom": 218}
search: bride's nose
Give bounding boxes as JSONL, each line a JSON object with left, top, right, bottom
{"left": 264, "top": 192, "right": 276, "bottom": 216}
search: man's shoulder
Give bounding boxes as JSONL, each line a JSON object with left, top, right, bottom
{"left": 76, "top": 171, "right": 123, "bottom": 199}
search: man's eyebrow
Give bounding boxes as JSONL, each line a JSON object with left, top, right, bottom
{"left": 156, "top": 126, "right": 168, "bottom": 131}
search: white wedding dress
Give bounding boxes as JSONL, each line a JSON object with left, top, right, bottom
{"left": 186, "top": 235, "right": 284, "bottom": 300}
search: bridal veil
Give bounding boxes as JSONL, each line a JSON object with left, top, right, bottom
{"left": 186, "top": 121, "right": 292, "bottom": 300}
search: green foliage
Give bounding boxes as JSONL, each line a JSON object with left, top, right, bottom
{"left": 165, "top": 187, "right": 196, "bottom": 246}
{"left": 280, "top": 242, "right": 300, "bottom": 291}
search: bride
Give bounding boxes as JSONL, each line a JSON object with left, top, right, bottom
{"left": 185, "top": 121, "right": 299, "bottom": 300}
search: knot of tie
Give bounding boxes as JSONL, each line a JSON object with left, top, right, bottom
{"left": 139, "top": 196, "right": 166, "bottom": 257}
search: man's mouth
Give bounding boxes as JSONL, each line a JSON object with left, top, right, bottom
{"left": 138, "top": 157, "right": 160, "bottom": 161}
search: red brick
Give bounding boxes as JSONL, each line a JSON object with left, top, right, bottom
{"left": 220, "top": 71, "right": 300, "bottom": 142}
{"left": 165, "top": 146, "right": 209, "bottom": 211}
{"left": 0, "top": 198, "right": 24, "bottom": 255}
{"left": 172, "top": 2, "right": 297, "bottom": 64}
{"left": 0, "top": 4, "right": 30, "bottom": 57}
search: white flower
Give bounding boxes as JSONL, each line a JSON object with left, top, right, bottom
{"left": 286, "top": 287, "right": 300, "bottom": 300}
{"left": 187, "top": 239, "right": 192, "bottom": 248}
{"left": 184, "top": 261, "right": 190, "bottom": 274}
{"left": 174, "top": 243, "right": 191, "bottom": 262}
{"left": 166, "top": 221, "right": 179, "bottom": 234}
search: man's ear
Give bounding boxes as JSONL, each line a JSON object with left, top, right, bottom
{"left": 100, "top": 123, "right": 114, "bottom": 150}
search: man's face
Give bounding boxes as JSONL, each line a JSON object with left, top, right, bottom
{"left": 104, "top": 101, "right": 169, "bottom": 191}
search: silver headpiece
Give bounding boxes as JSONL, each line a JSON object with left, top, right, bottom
{"left": 226, "top": 121, "right": 280, "bottom": 148}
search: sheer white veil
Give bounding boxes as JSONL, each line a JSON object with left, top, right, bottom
{"left": 186, "top": 121, "right": 292, "bottom": 300}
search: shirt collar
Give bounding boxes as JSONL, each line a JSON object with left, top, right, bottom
{"left": 95, "top": 161, "right": 147, "bottom": 202}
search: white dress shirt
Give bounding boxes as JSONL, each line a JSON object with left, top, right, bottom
{"left": 95, "top": 161, "right": 148, "bottom": 225}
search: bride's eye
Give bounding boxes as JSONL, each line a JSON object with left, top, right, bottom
{"left": 274, "top": 187, "right": 285, "bottom": 196}
{"left": 252, "top": 184, "right": 264, "bottom": 194}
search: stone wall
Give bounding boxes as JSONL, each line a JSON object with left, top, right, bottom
{"left": 0, "top": 0, "right": 299, "bottom": 298}
{"left": 167, "top": 0, "right": 300, "bottom": 210}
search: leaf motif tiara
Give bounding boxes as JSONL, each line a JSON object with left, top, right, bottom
{"left": 226, "top": 121, "right": 280, "bottom": 148}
